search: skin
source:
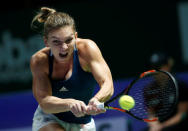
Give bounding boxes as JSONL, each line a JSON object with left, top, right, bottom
{"left": 148, "top": 59, "right": 188, "bottom": 131}
{"left": 30, "top": 26, "right": 114, "bottom": 130}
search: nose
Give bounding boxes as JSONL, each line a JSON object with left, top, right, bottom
{"left": 61, "top": 43, "right": 68, "bottom": 51}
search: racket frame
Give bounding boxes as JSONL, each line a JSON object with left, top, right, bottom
{"left": 103, "top": 70, "right": 178, "bottom": 122}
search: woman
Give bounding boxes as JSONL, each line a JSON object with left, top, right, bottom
{"left": 30, "top": 7, "right": 114, "bottom": 131}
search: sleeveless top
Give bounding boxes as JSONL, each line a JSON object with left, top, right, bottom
{"left": 48, "top": 46, "right": 96, "bottom": 124}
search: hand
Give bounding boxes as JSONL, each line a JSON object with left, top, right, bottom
{"left": 149, "top": 121, "right": 163, "bottom": 131}
{"left": 86, "top": 97, "right": 106, "bottom": 115}
{"left": 69, "top": 99, "right": 87, "bottom": 117}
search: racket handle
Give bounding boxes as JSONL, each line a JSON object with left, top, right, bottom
{"left": 96, "top": 102, "right": 105, "bottom": 109}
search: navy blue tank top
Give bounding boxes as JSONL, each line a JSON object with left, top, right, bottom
{"left": 48, "top": 46, "right": 96, "bottom": 124}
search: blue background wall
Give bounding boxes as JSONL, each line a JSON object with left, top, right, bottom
{"left": 1, "top": 72, "right": 188, "bottom": 131}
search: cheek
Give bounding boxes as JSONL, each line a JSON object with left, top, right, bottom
{"left": 69, "top": 43, "right": 75, "bottom": 51}
{"left": 50, "top": 46, "right": 58, "bottom": 51}
{"left": 50, "top": 47, "right": 60, "bottom": 56}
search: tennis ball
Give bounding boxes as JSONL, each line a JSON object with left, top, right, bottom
{"left": 119, "top": 95, "right": 135, "bottom": 110}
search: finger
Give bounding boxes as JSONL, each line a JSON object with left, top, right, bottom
{"left": 72, "top": 110, "right": 84, "bottom": 117}
{"left": 86, "top": 106, "right": 94, "bottom": 115}
{"left": 95, "top": 109, "right": 104, "bottom": 114}
{"left": 75, "top": 103, "right": 86, "bottom": 117}
{"left": 86, "top": 107, "right": 92, "bottom": 115}
{"left": 76, "top": 103, "right": 82, "bottom": 113}
{"left": 80, "top": 102, "right": 87, "bottom": 113}
{"left": 77, "top": 102, "right": 87, "bottom": 116}
{"left": 87, "top": 107, "right": 99, "bottom": 115}
{"left": 71, "top": 104, "right": 82, "bottom": 116}
{"left": 70, "top": 101, "right": 86, "bottom": 117}
{"left": 88, "top": 99, "right": 96, "bottom": 106}
{"left": 75, "top": 113, "right": 85, "bottom": 117}
{"left": 71, "top": 105, "right": 77, "bottom": 114}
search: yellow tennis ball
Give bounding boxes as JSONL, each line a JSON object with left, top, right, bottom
{"left": 119, "top": 95, "right": 135, "bottom": 110}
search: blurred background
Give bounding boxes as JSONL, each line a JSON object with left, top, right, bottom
{"left": 0, "top": 0, "right": 188, "bottom": 130}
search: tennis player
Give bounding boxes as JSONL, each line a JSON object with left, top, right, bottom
{"left": 30, "top": 7, "right": 114, "bottom": 131}
{"left": 145, "top": 52, "right": 188, "bottom": 131}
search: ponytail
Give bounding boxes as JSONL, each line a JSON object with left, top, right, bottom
{"left": 31, "top": 7, "right": 76, "bottom": 37}
{"left": 31, "top": 7, "right": 56, "bottom": 33}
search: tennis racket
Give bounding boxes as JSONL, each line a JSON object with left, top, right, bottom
{"left": 97, "top": 70, "right": 178, "bottom": 122}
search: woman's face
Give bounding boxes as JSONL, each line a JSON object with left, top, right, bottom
{"left": 45, "top": 26, "right": 77, "bottom": 63}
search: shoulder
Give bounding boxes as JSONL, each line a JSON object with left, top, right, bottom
{"left": 30, "top": 47, "right": 50, "bottom": 74}
{"left": 77, "top": 38, "right": 98, "bottom": 50}
{"left": 76, "top": 38, "right": 102, "bottom": 59}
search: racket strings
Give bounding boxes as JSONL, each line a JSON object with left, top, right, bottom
{"left": 128, "top": 72, "right": 177, "bottom": 121}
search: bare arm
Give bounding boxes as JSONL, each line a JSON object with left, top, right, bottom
{"left": 79, "top": 40, "right": 114, "bottom": 102}
{"left": 30, "top": 52, "right": 87, "bottom": 116}
{"left": 149, "top": 101, "right": 188, "bottom": 131}
{"left": 78, "top": 40, "right": 114, "bottom": 115}
{"left": 89, "top": 50, "right": 114, "bottom": 102}
{"left": 161, "top": 102, "right": 188, "bottom": 128}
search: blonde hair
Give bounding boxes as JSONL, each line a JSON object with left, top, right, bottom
{"left": 31, "top": 7, "right": 76, "bottom": 38}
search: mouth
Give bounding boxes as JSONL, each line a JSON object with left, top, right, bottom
{"left": 59, "top": 53, "right": 68, "bottom": 58}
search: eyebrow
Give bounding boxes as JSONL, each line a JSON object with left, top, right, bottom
{"left": 50, "top": 34, "right": 74, "bottom": 40}
{"left": 51, "top": 36, "right": 60, "bottom": 39}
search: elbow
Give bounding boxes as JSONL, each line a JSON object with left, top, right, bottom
{"left": 107, "top": 83, "right": 114, "bottom": 100}
{"left": 39, "top": 98, "right": 51, "bottom": 114}
{"left": 39, "top": 102, "right": 49, "bottom": 114}
{"left": 110, "top": 84, "right": 114, "bottom": 97}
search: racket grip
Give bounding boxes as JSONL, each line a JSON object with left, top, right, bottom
{"left": 96, "top": 102, "right": 105, "bottom": 109}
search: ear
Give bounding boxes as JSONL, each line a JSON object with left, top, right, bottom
{"left": 43, "top": 36, "right": 49, "bottom": 47}
{"left": 75, "top": 32, "right": 78, "bottom": 39}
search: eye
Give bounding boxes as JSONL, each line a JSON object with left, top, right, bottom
{"left": 65, "top": 38, "right": 73, "bottom": 44}
{"left": 52, "top": 40, "right": 61, "bottom": 46}
{"left": 52, "top": 40, "right": 59, "bottom": 43}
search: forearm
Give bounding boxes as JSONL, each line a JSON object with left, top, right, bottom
{"left": 94, "top": 80, "right": 114, "bottom": 102}
{"left": 161, "top": 112, "right": 184, "bottom": 128}
{"left": 162, "top": 102, "right": 188, "bottom": 129}
{"left": 39, "top": 96, "right": 73, "bottom": 114}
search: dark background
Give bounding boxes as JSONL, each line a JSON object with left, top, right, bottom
{"left": 0, "top": 0, "right": 188, "bottom": 93}
{"left": 1, "top": 1, "right": 188, "bottom": 131}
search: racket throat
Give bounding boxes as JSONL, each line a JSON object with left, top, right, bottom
{"left": 106, "top": 106, "right": 127, "bottom": 112}
{"left": 143, "top": 117, "right": 158, "bottom": 122}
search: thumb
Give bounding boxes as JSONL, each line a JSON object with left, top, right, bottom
{"left": 88, "top": 97, "right": 98, "bottom": 105}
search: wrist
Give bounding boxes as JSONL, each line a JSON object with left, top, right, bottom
{"left": 66, "top": 98, "right": 74, "bottom": 110}
{"left": 93, "top": 96, "right": 103, "bottom": 102}
{"left": 160, "top": 122, "right": 166, "bottom": 129}
{"left": 93, "top": 96, "right": 100, "bottom": 101}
